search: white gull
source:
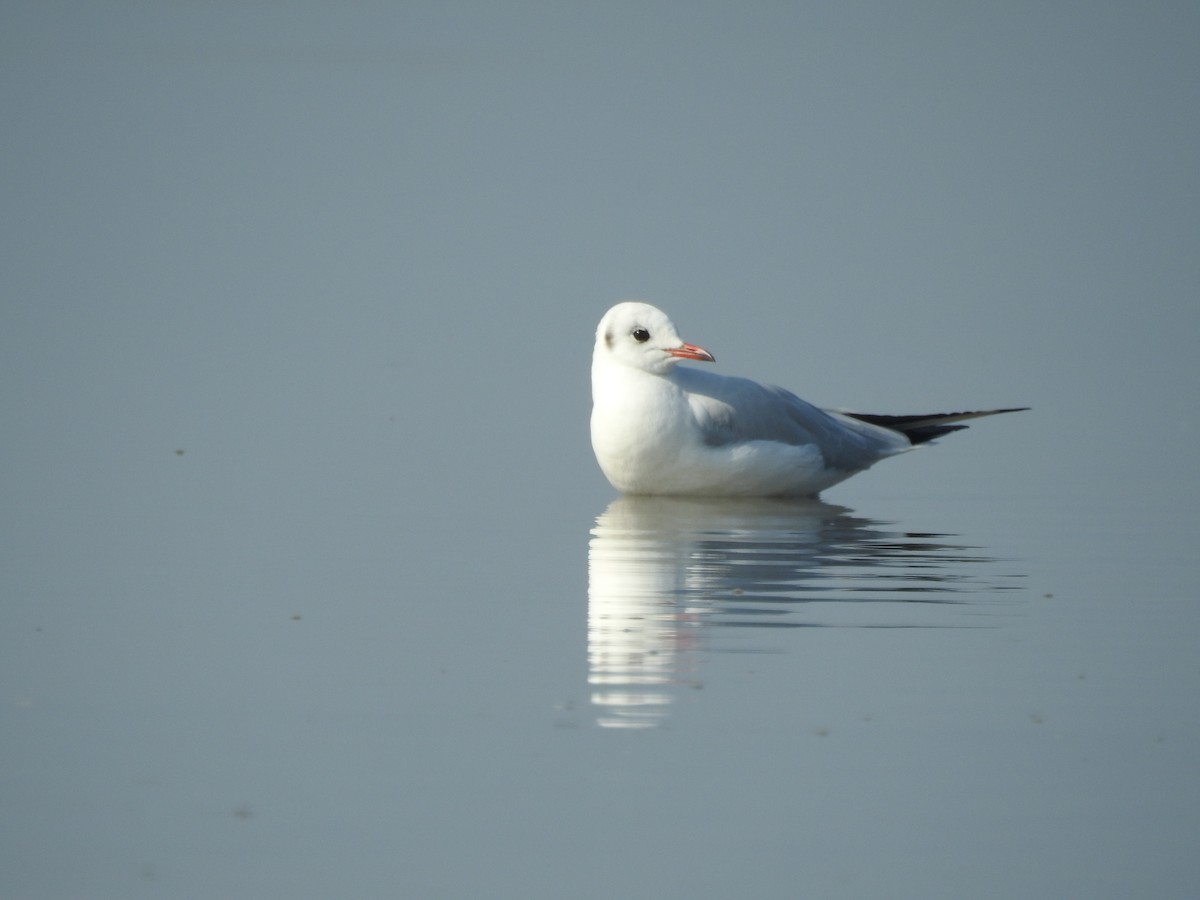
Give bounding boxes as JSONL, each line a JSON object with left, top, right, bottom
{"left": 590, "top": 301, "right": 1026, "bottom": 497}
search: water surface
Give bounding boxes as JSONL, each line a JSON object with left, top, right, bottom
{"left": 588, "top": 496, "right": 1024, "bottom": 727}
{"left": 3, "top": 4, "right": 1198, "bottom": 898}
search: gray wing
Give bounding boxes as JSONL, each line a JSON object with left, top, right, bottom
{"left": 671, "top": 367, "right": 908, "bottom": 470}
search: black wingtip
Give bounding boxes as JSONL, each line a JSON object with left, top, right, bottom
{"left": 899, "top": 423, "right": 970, "bottom": 445}
{"left": 843, "top": 407, "right": 1028, "bottom": 446}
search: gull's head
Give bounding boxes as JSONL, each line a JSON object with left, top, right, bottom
{"left": 593, "top": 301, "right": 715, "bottom": 375}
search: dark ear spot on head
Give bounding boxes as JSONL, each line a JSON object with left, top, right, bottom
{"left": 604, "top": 329, "right": 613, "bottom": 349}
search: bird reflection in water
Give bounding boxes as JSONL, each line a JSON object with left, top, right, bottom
{"left": 587, "top": 496, "right": 1023, "bottom": 729}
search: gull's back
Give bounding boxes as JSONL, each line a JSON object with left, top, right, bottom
{"left": 668, "top": 365, "right": 911, "bottom": 472}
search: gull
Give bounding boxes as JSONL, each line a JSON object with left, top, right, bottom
{"left": 590, "top": 301, "right": 1026, "bottom": 497}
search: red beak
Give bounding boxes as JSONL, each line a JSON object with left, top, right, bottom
{"left": 667, "top": 342, "right": 716, "bottom": 363}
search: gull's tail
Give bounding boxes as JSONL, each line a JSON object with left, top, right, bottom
{"left": 841, "top": 407, "right": 1029, "bottom": 446}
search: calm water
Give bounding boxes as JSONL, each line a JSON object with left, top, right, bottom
{"left": 4, "top": 4, "right": 1198, "bottom": 898}
{"left": 588, "top": 496, "right": 1026, "bottom": 729}
{"left": 5, "top": 464, "right": 1195, "bottom": 898}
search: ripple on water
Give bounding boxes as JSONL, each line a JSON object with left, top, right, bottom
{"left": 587, "top": 495, "right": 1025, "bottom": 727}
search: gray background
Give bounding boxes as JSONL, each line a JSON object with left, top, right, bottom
{"left": 3, "top": 3, "right": 1198, "bottom": 898}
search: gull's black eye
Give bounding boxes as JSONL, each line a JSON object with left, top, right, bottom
{"left": 632, "top": 328, "right": 650, "bottom": 343}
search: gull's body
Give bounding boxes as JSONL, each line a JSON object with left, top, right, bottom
{"left": 590, "top": 302, "right": 1025, "bottom": 498}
